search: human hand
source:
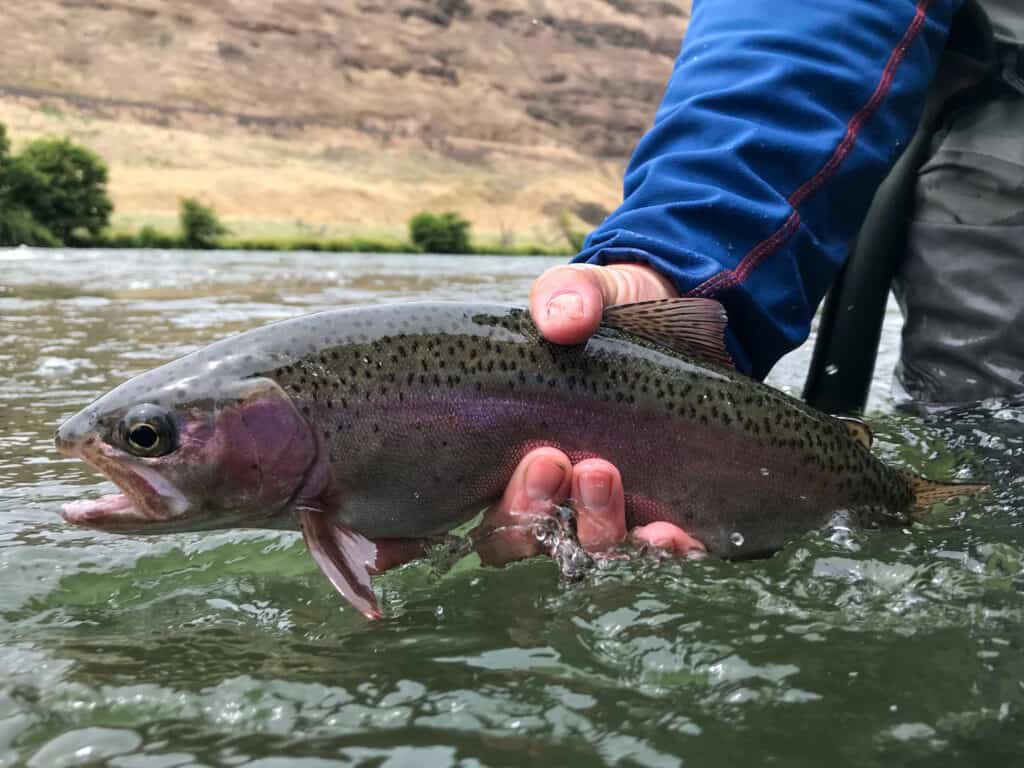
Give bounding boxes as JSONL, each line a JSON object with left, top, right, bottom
{"left": 474, "top": 446, "right": 706, "bottom": 565}
{"left": 529, "top": 262, "right": 679, "bottom": 344}
{"left": 477, "top": 263, "right": 707, "bottom": 565}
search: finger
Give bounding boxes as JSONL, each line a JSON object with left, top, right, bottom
{"left": 571, "top": 459, "right": 626, "bottom": 551}
{"left": 367, "top": 538, "right": 430, "bottom": 574}
{"left": 529, "top": 263, "right": 678, "bottom": 345}
{"left": 529, "top": 265, "right": 605, "bottom": 345}
{"left": 474, "top": 447, "right": 572, "bottom": 566}
{"left": 631, "top": 521, "right": 707, "bottom": 556}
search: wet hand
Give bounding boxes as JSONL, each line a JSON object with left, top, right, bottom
{"left": 475, "top": 447, "right": 706, "bottom": 565}
{"left": 481, "top": 263, "right": 706, "bottom": 564}
{"left": 530, "top": 262, "right": 678, "bottom": 344}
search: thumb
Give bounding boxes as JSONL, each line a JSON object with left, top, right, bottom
{"left": 529, "top": 263, "right": 678, "bottom": 345}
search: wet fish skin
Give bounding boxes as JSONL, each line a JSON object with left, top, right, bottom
{"left": 57, "top": 301, "right": 980, "bottom": 616}
{"left": 59, "top": 302, "right": 909, "bottom": 544}
{"left": 294, "top": 302, "right": 915, "bottom": 555}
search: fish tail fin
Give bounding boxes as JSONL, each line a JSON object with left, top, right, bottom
{"left": 902, "top": 471, "right": 987, "bottom": 518}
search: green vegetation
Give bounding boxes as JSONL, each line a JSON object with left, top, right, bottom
{"left": 179, "top": 197, "right": 229, "bottom": 249}
{"left": 0, "top": 206, "right": 61, "bottom": 247}
{"left": 11, "top": 137, "right": 113, "bottom": 244}
{"left": 0, "top": 121, "right": 572, "bottom": 255}
{"left": 0, "top": 124, "right": 113, "bottom": 246}
{"left": 557, "top": 209, "right": 587, "bottom": 252}
{"left": 0, "top": 125, "right": 55, "bottom": 246}
{"left": 409, "top": 211, "right": 472, "bottom": 254}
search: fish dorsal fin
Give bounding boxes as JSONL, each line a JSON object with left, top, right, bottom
{"left": 601, "top": 298, "right": 734, "bottom": 369}
{"left": 835, "top": 416, "right": 873, "bottom": 449}
{"left": 297, "top": 507, "right": 382, "bottom": 619}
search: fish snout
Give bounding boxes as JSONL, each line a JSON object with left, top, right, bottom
{"left": 55, "top": 409, "right": 99, "bottom": 457}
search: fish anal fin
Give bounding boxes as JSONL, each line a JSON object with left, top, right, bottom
{"left": 297, "top": 507, "right": 382, "bottom": 619}
{"left": 601, "top": 298, "right": 735, "bottom": 369}
{"left": 902, "top": 472, "right": 988, "bottom": 517}
{"left": 835, "top": 416, "right": 873, "bottom": 449}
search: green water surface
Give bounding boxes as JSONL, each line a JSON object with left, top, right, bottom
{"left": 1, "top": 249, "right": 1021, "bottom": 767}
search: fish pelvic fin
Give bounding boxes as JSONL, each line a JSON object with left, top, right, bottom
{"left": 297, "top": 507, "right": 382, "bottom": 619}
{"left": 902, "top": 471, "right": 988, "bottom": 518}
{"left": 602, "top": 298, "right": 735, "bottom": 369}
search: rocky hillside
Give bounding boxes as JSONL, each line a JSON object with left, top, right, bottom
{"left": 0, "top": 0, "right": 692, "bottom": 241}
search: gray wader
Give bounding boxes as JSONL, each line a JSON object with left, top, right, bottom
{"left": 892, "top": 0, "right": 1024, "bottom": 405}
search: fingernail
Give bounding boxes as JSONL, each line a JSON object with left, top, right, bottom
{"left": 578, "top": 470, "right": 612, "bottom": 509}
{"left": 525, "top": 458, "right": 566, "bottom": 501}
{"left": 546, "top": 291, "right": 584, "bottom": 321}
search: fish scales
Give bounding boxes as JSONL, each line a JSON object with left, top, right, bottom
{"left": 59, "top": 300, "right": 981, "bottom": 617}
{"left": 199, "top": 302, "right": 910, "bottom": 554}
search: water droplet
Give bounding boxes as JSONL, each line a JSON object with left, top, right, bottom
{"left": 825, "top": 364, "right": 839, "bottom": 376}
{"left": 759, "top": 467, "right": 770, "bottom": 477}
{"left": 730, "top": 531, "right": 744, "bottom": 547}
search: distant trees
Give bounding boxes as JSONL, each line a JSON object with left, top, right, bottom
{"left": 179, "top": 197, "right": 228, "bottom": 248}
{"left": 0, "top": 123, "right": 113, "bottom": 246}
{"left": 409, "top": 211, "right": 472, "bottom": 253}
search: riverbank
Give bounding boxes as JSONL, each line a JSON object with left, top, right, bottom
{"left": 0, "top": 99, "right": 616, "bottom": 255}
{"left": 88, "top": 229, "right": 574, "bottom": 256}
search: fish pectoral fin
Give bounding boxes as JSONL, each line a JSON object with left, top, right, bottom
{"left": 296, "top": 507, "right": 382, "bottom": 619}
{"left": 601, "top": 298, "right": 735, "bottom": 369}
{"left": 834, "top": 415, "right": 873, "bottom": 449}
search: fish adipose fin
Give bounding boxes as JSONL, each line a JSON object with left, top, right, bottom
{"left": 835, "top": 416, "right": 873, "bottom": 449}
{"left": 902, "top": 471, "right": 988, "bottom": 517}
{"left": 297, "top": 507, "right": 382, "bottom": 619}
{"left": 602, "top": 298, "right": 735, "bottom": 369}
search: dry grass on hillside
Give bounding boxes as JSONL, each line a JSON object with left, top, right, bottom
{"left": 0, "top": 0, "right": 692, "bottom": 242}
{"left": 0, "top": 99, "right": 626, "bottom": 244}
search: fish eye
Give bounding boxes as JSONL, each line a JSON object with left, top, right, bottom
{"left": 119, "top": 404, "right": 177, "bottom": 457}
{"left": 128, "top": 423, "right": 159, "bottom": 450}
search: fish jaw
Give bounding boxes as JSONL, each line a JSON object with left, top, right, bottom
{"left": 58, "top": 438, "right": 189, "bottom": 532}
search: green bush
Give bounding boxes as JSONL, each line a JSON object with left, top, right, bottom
{"left": 0, "top": 126, "right": 60, "bottom": 247}
{"left": 137, "top": 225, "right": 180, "bottom": 249}
{"left": 0, "top": 206, "right": 61, "bottom": 247}
{"left": 179, "top": 197, "right": 228, "bottom": 249}
{"left": 12, "top": 137, "right": 113, "bottom": 244}
{"left": 408, "top": 211, "right": 472, "bottom": 254}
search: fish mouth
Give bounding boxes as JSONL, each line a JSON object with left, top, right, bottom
{"left": 58, "top": 440, "right": 188, "bottom": 532}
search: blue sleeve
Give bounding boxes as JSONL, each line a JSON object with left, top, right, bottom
{"left": 573, "top": 0, "right": 962, "bottom": 379}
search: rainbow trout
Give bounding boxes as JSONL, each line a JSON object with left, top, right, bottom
{"left": 55, "top": 299, "right": 983, "bottom": 617}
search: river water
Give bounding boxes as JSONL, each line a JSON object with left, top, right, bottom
{"left": 1, "top": 249, "right": 1022, "bottom": 767}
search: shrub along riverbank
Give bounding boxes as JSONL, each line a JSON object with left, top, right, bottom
{"left": 95, "top": 206, "right": 574, "bottom": 255}
{"left": 0, "top": 122, "right": 580, "bottom": 256}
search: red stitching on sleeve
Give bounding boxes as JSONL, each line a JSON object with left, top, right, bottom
{"left": 689, "top": 0, "right": 934, "bottom": 299}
